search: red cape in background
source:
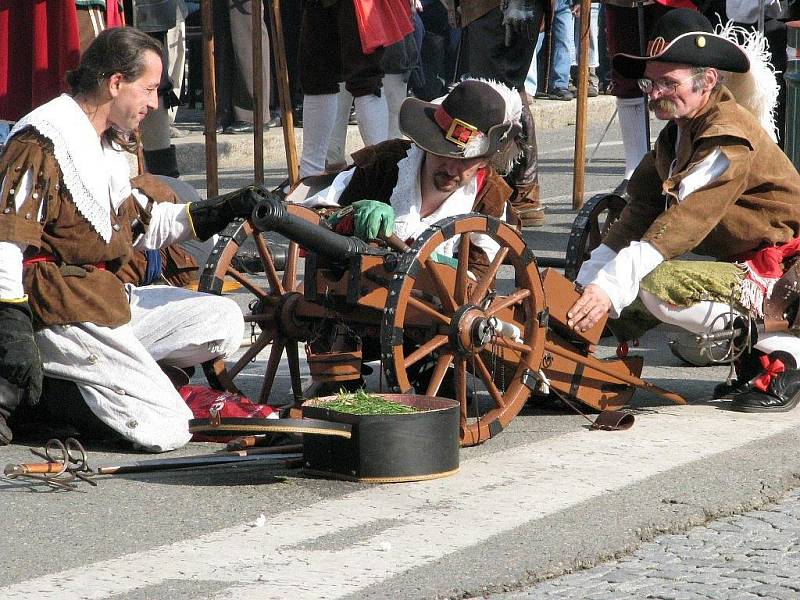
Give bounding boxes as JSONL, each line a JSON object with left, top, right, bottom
{"left": 0, "top": 1, "right": 81, "bottom": 121}
{"left": 353, "top": 0, "right": 414, "bottom": 55}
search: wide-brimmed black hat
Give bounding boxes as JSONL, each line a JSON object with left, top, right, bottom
{"left": 398, "top": 79, "right": 522, "bottom": 159}
{"left": 613, "top": 9, "right": 749, "bottom": 79}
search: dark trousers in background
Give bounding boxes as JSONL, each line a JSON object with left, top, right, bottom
{"left": 298, "top": 0, "right": 384, "bottom": 98}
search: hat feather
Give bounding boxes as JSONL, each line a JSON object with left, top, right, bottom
{"left": 461, "top": 77, "right": 525, "bottom": 172}
{"left": 715, "top": 21, "right": 780, "bottom": 142}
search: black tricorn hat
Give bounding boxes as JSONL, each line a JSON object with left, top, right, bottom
{"left": 398, "top": 79, "right": 522, "bottom": 159}
{"left": 613, "top": 9, "right": 750, "bottom": 79}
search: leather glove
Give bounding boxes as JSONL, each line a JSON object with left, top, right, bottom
{"left": 430, "top": 251, "right": 458, "bottom": 268}
{"left": 351, "top": 200, "right": 395, "bottom": 241}
{"left": 188, "top": 184, "right": 273, "bottom": 241}
{"left": 0, "top": 301, "right": 43, "bottom": 408}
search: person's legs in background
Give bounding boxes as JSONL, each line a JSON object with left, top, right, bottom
{"left": 337, "top": 0, "right": 387, "bottom": 148}
{"left": 571, "top": 2, "right": 599, "bottom": 97}
{"left": 325, "top": 83, "right": 354, "bottom": 172}
{"left": 525, "top": 31, "right": 545, "bottom": 99}
{"left": 460, "top": 4, "right": 547, "bottom": 226}
{"left": 547, "top": 0, "right": 574, "bottom": 100}
{"left": 223, "top": 0, "right": 271, "bottom": 133}
{"left": 298, "top": 0, "right": 342, "bottom": 177}
{"left": 604, "top": 3, "right": 669, "bottom": 183}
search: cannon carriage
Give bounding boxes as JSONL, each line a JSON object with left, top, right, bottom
{"left": 197, "top": 183, "right": 685, "bottom": 447}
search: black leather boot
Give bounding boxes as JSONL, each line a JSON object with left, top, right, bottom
{"left": 188, "top": 185, "right": 272, "bottom": 241}
{"left": 713, "top": 348, "right": 764, "bottom": 399}
{"left": 729, "top": 351, "right": 800, "bottom": 412}
{"left": 0, "top": 301, "right": 43, "bottom": 444}
{"left": 143, "top": 145, "right": 180, "bottom": 178}
{"left": 0, "top": 379, "right": 22, "bottom": 444}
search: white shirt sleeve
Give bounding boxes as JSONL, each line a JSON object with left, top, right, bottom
{"left": 131, "top": 189, "right": 193, "bottom": 250}
{"left": 581, "top": 241, "right": 665, "bottom": 318}
{"left": 576, "top": 243, "right": 617, "bottom": 287}
{"left": 295, "top": 169, "right": 355, "bottom": 208}
{"left": 0, "top": 242, "right": 25, "bottom": 300}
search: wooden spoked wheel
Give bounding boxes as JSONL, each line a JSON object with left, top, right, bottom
{"left": 197, "top": 205, "right": 320, "bottom": 403}
{"left": 563, "top": 193, "right": 626, "bottom": 281}
{"left": 381, "top": 214, "right": 547, "bottom": 447}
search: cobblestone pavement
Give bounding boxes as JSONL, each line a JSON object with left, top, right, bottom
{"left": 494, "top": 489, "right": 800, "bottom": 600}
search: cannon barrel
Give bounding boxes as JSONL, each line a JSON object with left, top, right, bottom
{"left": 251, "top": 194, "right": 375, "bottom": 261}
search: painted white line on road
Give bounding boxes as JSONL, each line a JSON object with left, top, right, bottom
{"left": 3, "top": 405, "right": 799, "bottom": 600}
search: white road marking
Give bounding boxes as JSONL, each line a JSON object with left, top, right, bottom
{"left": 4, "top": 405, "right": 798, "bottom": 600}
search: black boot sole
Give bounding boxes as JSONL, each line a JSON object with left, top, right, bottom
{"left": 729, "top": 389, "right": 800, "bottom": 413}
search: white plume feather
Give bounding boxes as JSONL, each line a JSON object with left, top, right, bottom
{"left": 714, "top": 21, "right": 780, "bottom": 142}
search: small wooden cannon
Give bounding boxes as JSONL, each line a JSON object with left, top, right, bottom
{"left": 198, "top": 186, "right": 685, "bottom": 447}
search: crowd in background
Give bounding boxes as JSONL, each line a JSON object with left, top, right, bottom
{"left": 0, "top": 0, "right": 797, "bottom": 186}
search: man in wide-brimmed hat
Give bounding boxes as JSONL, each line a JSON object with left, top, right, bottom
{"left": 296, "top": 78, "right": 524, "bottom": 398}
{"left": 567, "top": 8, "right": 800, "bottom": 413}
{"left": 298, "top": 77, "right": 525, "bottom": 279}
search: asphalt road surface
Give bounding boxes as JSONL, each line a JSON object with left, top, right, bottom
{"left": 3, "top": 117, "right": 800, "bottom": 600}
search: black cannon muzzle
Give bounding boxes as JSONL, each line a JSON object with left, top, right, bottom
{"left": 251, "top": 195, "right": 379, "bottom": 262}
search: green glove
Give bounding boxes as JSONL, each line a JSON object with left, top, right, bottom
{"left": 351, "top": 200, "right": 395, "bottom": 241}
{"left": 430, "top": 251, "right": 458, "bottom": 268}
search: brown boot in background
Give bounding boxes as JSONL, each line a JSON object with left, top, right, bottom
{"left": 509, "top": 182, "right": 545, "bottom": 227}
{"left": 506, "top": 93, "right": 545, "bottom": 227}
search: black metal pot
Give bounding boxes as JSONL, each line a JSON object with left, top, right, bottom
{"left": 301, "top": 394, "right": 460, "bottom": 483}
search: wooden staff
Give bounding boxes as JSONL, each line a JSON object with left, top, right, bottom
{"left": 201, "top": 0, "right": 219, "bottom": 197}
{"left": 571, "top": 0, "right": 591, "bottom": 209}
{"left": 252, "top": 0, "right": 265, "bottom": 184}
{"left": 266, "top": 0, "right": 299, "bottom": 186}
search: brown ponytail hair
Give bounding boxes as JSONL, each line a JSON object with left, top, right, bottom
{"left": 66, "top": 27, "right": 163, "bottom": 152}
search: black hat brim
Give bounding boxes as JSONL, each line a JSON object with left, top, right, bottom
{"left": 613, "top": 32, "right": 750, "bottom": 79}
{"left": 398, "top": 96, "right": 519, "bottom": 159}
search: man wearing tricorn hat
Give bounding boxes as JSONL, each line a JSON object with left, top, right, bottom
{"left": 296, "top": 78, "right": 525, "bottom": 395}
{"left": 568, "top": 9, "right": 800, "bottom": 412}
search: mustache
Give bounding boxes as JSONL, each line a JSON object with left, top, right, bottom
{"left": 649, "top": 98, "right": 678, "bottom": 114}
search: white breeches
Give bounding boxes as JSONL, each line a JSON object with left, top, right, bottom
{"left": 35, "top": 285, "right": 244, "bottom": 452}
{"left": 639, "top": 289, "right": 800, "bottom": 364}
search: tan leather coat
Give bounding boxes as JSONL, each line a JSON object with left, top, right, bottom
{"left": 603, "top": 86, "right": 800, "bottom": 261}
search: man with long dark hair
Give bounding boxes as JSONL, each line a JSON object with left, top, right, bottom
{"left": 0, "top": 27, "right": 262, "bottom": 450}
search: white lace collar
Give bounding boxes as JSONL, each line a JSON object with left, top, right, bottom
{"left": 10, "top": 94, "right": 127, "bottom": 243}
{"left": 390, "top": 144, "right": 477, "bottom": 248}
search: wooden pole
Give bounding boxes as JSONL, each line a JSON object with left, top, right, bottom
{"left": 200, "top": 0, "right": 219, "bottom": 197}
{"left": 267, "top": 0, "right": 299, "bottom": 186}
{"left": 571, "top": 0, "right": 591, "bottom": 209}
{"left": 252, "top": 0, "right": 265, "bottom": 184}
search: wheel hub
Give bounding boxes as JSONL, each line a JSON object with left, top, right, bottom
{"left": 449, "top": 304, "right": 495, "bottom": 355}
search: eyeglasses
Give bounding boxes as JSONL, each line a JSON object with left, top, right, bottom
{"left": 637, "top": 73, "right": 702, "bottom": 96}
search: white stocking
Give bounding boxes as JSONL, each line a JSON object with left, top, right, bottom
{"left": 617, "top": 96, "right": 650, "bottom": 180}
{"left": 354, "top": 91, "right": 389, "bottom": 147}
{"left": 754, "top": 333, "right": 800, "bottom": 365}
{"left": 382, "top": 73, "right": 407, "bottom": 140}
{"left": 326, "top": 83, "right": 353, "bottom": 172}
{"left": 300, "top": 93, "right": 339, "bottom": 178}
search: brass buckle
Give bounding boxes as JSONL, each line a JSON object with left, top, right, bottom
{"left": 445, "top": 117, "right": 478, "bottom": 148}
